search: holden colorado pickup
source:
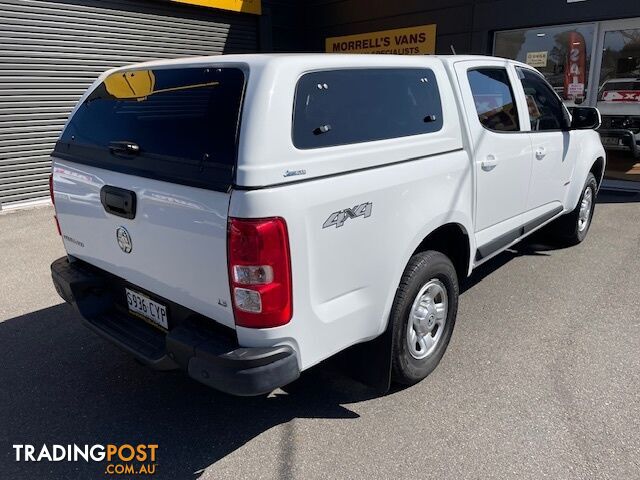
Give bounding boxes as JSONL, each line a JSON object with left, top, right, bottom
{"left": 50, "top": 54, "right": 605, "bottom": 396}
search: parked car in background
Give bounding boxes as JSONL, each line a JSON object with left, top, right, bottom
{"left": 50, "top": 54, "right": 605, "bottom": 396}
{"left": 597, "top": 78, "right": 640, "bottom": 157}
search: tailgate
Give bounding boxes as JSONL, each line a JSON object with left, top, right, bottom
{"left": 51, "top": 65, "right": 246, "bottom": 329}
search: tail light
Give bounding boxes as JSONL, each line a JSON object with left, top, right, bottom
{"left": 49, "top": 173, "right": 61, "bottom": 236}
{"left": 228, "top": 217, "right": 292, "bottom": 328}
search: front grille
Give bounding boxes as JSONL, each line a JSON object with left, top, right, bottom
{"left": 601, "top": 115, "right": 640, "bottom": 133}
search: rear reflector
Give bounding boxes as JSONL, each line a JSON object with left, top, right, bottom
{"left": 49, "top": 173, "right": 61, "bottom": 236}
{"left": 49, "top": 174, "right": 54, "bottom": 205}
{"left": 228, "top": 217, "right": 292, "bottom": 328}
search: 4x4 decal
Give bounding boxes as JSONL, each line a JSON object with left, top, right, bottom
{"left": 323, "top": 202, "right": 373, "bottom": 229}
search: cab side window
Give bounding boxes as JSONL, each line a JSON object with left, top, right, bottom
{"left": 467, "top": 68, "right": 520, "bottom": 132}
{"left": 517, "top": 67, "right": 570, "bottom": 131}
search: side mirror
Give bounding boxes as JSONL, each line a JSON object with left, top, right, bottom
{"left": 570, "top": 107, "right": 601, "bottom": 130}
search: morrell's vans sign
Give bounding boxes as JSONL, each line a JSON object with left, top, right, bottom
{"left": 326, "top": 25, "right": 436, "bottom": 55}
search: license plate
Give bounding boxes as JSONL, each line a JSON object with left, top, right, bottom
{"left": 601, "top": 136, "right": 621, "bottom": 146}
{"left": 125, "top": 288, "right": 168, "bottom": 330}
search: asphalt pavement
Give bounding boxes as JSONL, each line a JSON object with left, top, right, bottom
{"left": 0, "top": 192, "right": 639, "bottom": 480}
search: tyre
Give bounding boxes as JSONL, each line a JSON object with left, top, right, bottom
{"left": 390, "top": 250, "right": 459, "bottom": 385}
{"left": 549, "top": 172, "right": 597, "bottom": 246}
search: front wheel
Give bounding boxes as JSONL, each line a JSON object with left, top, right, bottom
{"left": 390, "top": 251, "right": 459, "bottom": 385}
{"left": 549, "top": 172, "right": 598, "bottom": 246}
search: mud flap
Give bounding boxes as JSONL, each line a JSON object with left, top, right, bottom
{"left": 341, "top": 323, "right": 393, "bottom": 394}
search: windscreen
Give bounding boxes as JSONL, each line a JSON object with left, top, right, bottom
{"left": 55, "top": 67, "right": 246, "bottom": 192}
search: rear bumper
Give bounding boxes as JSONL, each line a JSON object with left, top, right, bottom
{"left": 51, "top": 257, "right": 299, "bottom": 396}
{"left": 598, "top": 129, "right": 640, "bottom": 157}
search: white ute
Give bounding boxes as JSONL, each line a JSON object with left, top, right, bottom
{"left": 50, "top": 54, "right": 605, "bottom": 396}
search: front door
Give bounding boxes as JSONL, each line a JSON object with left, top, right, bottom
{"left": 514, "top": 66, "right": 576, "bottom": 210}
{"left": 454, "top": 60, "right": 533, "bottom": 234}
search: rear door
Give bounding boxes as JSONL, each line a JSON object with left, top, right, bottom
{"left": 52, "top": 65, "right": 247, "bottom": 329}
{"left": 454, "top": 60, "right": 533, "bottom": 237}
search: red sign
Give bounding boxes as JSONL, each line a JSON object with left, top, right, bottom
{"left": 600, "top": 90, "right": 640, "bottom": 102}
{"left": 564, "top": 31, "right": 586, "bottom": 101}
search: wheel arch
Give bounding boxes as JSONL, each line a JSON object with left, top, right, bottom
{"left": 412, "top": 222, "right": 471, "bottom": 281}
{"left": 590, "top": 156, "right": 605, "bottom": 191}
{"left": 566, "top": 133, "right": 606, "bottom": 210}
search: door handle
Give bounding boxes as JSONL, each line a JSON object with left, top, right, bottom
{"left": 481, "top": 154, "right": 498, "bottom": 171}
{"left": 100, "top": 185, "right": 137, "bottom": 219}
{"left": 109, "top": 141, "right": 140, "bottom": 157}
{"left": 535, "top": 147, "right": 547, "bottom": 160}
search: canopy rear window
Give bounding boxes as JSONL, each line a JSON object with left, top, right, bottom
{"left": 55, "top": 67, "right": 246, "bottom": 192}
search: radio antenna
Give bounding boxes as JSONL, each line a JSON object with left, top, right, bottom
{"left": 450, "top": 44, "right": 457, "bottom": 55}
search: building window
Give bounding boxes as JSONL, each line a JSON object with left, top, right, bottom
{"left": 597, "top": 28, "right": 640, "bottom": 99}
{"left": 292, "top": 68, "right": 443, "bottom": 149}
{"left": 494, "top": 24, "right": 595, "bottom": 106}
{"left": 467, "top": 68, "right": 520, "bottom": 132}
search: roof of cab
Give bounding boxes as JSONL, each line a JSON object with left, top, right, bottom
{"left": 104, "top": 53, "right": 532, "bottom": 79}
{"left": 105, "top": 53, "right": 513, "bottom": 73}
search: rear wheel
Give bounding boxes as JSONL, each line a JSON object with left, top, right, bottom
{"left": 549, "top": 172, "right": 597, "bottom": 246}
{"left": 390, "top": 251, "right": 459, "bottom": 385}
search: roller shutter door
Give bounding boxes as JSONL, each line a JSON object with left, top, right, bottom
{"left": 0, "top": 0, "right": 258, "bottom": 206}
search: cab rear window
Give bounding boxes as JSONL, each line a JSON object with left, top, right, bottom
{"left": 55, "top": 67, "right": 245, "bottom": 192}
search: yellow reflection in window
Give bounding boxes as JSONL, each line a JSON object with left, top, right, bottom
{"left": 103, "top": 70, "right": 218, "bottom": 101}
